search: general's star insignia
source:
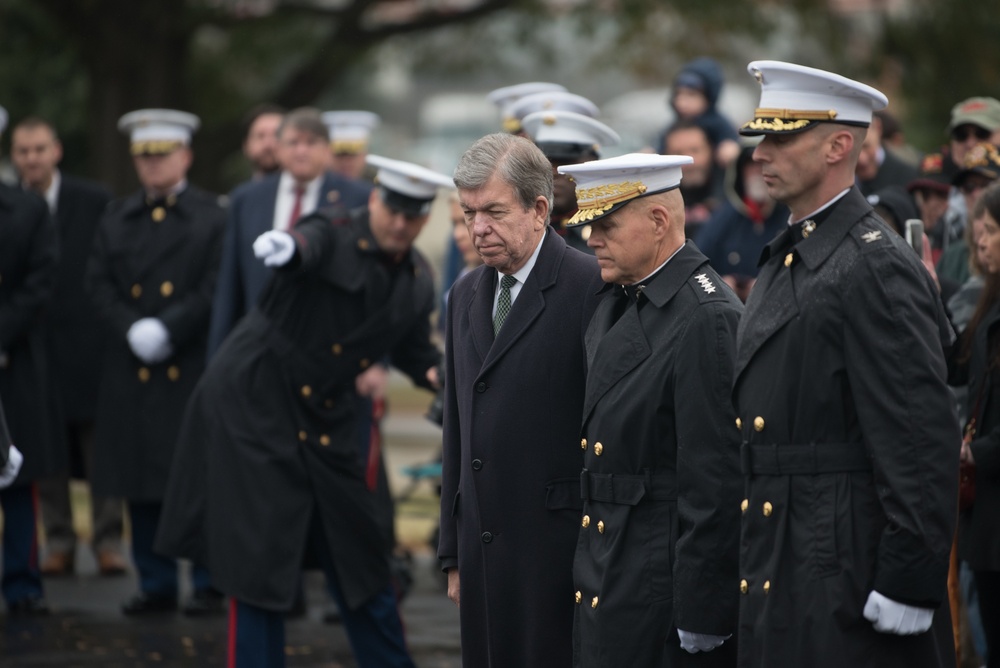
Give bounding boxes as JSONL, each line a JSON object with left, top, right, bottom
{"left": 695, "top": 273, "right": 717, "bottom": 294}
{"left": 861, "top": 229, "right": 883, "bottom": 243}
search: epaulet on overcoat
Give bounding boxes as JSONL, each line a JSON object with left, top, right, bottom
{"left": 849, "top": 214, "right": 894, "bottom": 256}
{"left": 686, "top": 270, "right": 729, "bottom": 305}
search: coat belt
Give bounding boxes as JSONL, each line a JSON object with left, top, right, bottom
{"left": 580, "top": 469, "right": 677, "bottom": 505}
{"left": 741, "top": 442, "right": 871, "bottom": 476}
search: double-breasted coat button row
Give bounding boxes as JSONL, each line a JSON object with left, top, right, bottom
{"left": 739, "top": 579, "right": 771, "bottom": 594}
{"left": 735, "top": 416, "right": 765, "bottom": 431}
{"left": 296, "top": 430, "right": 331, "bottom": 446}
{"left": 130, "top": 282, "right": 175, "bottom": 299}
{"left": 579, "top": 438, "right": 606, "bottom": 454}
{"left": 581, "top": 515, "right": 605, "bottom": 533}
{"left": 574, "top": 591, "right": 598, "bottom": 608}
{"left": 137, "top": 366, "right": 181, "bottom": 383}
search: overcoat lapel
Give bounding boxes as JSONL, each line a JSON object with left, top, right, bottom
{"left": 142, "top": 198, "right": 198, "bottom": 272}
{"left": 582, "top": 243, "right": 711, "bottom": 421}
{"left": 734, "top": 244, "right": 800, "bottom": 382}
{"left": 473, "top": 229, "right": 563, "bottom": 377}
{"left": 735, "top": 189, "right": 872, "bottom": 384}
{"left": 582, "top": 298, "right": 650, "bottom": 422}
{"left": 467, "top": 269, "right": 496, "bottom": 367}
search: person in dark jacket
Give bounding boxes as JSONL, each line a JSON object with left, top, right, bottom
{"left": 734, "top": 60, "right": 960, "bottom": 668}
{"left": 663, "top": 120, "right": 726, "bottom": 238}
{"left": 661, "top": 57, "right": 740, "bottom": 167}
{"left": 10, "top": 116, "right": 126, "bottom": 578}
{"left": 695, "top": 141, "right": 789, "bottom": 301}
{"left": 0, "top": 108, "right": 60, "bottom": 615}
{"left": 438, "top": 133, "right": 603, "bottom": 668}
{"left": 950, "top": 182, "right": 1000, "bottom": 668}
{"left": 87, "top": 109, "right": 226, "bottom": 616}
{"left": 856, "top": 112, "right": 919, "bottom": 197}
{"left": 156, "top": 155, "right": 448, "bottom": 668}
{"left": 559, "top": 152, "right": 743, "bottom": 666}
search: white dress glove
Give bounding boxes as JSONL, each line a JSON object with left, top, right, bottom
{"left": 678, "top": 629, "right": 730, "bottom": 653}
{"left": 0, "top": 444, "right": 24, "bottom": 489}
{"left": 863, "top": 590, "right": 934, "bottom": 635}
{"left": 253, "top": 230, "right": 296, "bottom": 267}
{"left": 127, "top": 318, "right": 173, "bottom": 364}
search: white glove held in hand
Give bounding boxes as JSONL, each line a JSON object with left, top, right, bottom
{"left": 678, "top": 630, "right": 730, "bottom": 653}
{"left": 0, "top": 444, "right": 24, "bottom": 488}
{"left": 253, "top": 230, "right": 296, "bottom": 267}
{"left": 127, "top": 318, "right": 173, "bottom": 364}
{"left": 863, "top": 590, "right": 934, "bottom": 635}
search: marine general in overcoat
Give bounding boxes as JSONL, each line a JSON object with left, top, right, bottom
{"left": 560, "top": 154, "right": 743, "bottom": 667}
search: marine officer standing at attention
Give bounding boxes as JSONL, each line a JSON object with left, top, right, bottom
{"left": 733, "top": 61, "right": 960, "bottom": 667}
{"left": 87, "top": 109, "right": 226, "bottom": 616}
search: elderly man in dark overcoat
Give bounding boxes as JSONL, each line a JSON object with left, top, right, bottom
{"left": 438, "top": 133, "right": 602, "bottom": 667}
{"left": 0, "top": 146, "right": 60, "bottom": 614}
{"left": 156, "top": 155, "right": 448, "bottom": 668}
{"left": 559, "top": 153, "right": 743, "bottom": 666}
{"left": 733, "top": 61, "right": 959, "bottom": 667}
{"left": 87, "top": 109, "right": 225, "bottom": 616}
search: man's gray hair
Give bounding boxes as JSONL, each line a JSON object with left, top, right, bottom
{"left": 453, "top": 133, "right": 553, "bottom": 217}
{"left": 278, "top": 107, "right": 329, "bottom": 142}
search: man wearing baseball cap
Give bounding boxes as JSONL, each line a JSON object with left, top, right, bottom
{"left": 734, "top": 61, "right": 959, "bottom": 667}
{"left": 559, "top": 153, "right": 743, "bottom": 666}
{"left": 948, "top": 97, "right": 1000, "bottom": 170}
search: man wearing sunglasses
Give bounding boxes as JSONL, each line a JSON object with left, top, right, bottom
{"left": 948, "top": 97, "right": 1000, "bottom": 168}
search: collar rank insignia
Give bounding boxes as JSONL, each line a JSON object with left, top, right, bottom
{"left": 695, "top": 273, "right": 717, "bottom": 294}
{"left": 861, "top": 229, "right": 882, "bottom": 243}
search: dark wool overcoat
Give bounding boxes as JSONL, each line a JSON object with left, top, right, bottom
{"left": 87, "top": 186, "right": 225, "bottom": 500}
{"left": 734, "top": 188, "right": 959, "bottom": 668}
{"left": 573, "top": 242, "right": 743, "bottom": 668}
{"left": 0, "top": 184, "right": 61, "bottom": 484}
{"left": 439, "top": 228, "right": 602, "bottom": 668}
{"left": 157, "top": 209, "right": 439, "bottom": 612}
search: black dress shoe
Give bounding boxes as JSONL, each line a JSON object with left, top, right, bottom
{"left": 182, "top": 588, "right": 225, "bottom": 617}
{"left": 122, "top": 592, "right": 177, "bottom": 616}
{"left": 7, "top": 595, "right": 50, "bottom": 617}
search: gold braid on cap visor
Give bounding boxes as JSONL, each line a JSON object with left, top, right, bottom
{"left": 331, "top": 139, "right": 367, "bottom": 155}
{"left": 130, "top": 140, "right": 184, "bottom": 156}
{"left": 741, "top": 108, "right": 838, "bottom": 133}
{"left": 567, "top": 181, "right": 648, "bottom": 225}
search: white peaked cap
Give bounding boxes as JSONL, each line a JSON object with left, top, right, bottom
{"left": 740, "top": 60, "right": 887, "bottom": 136}
{"left": 367, "top": 154, "right": 454, "bottom": 199}
{"left": 118, "top": 109, "right": 200, "bottom": 154}
{"left": 322, "top": 110, "right": 380, "bottom": 151}
{"left": 508, "top": 91, "right": 600, "bottom": 121}
{"left": 522, "top": 111, "right": 620, "bottom": 149}
{"left": 487, "top": 82, "right": 567, "bottom": 132}
{"left": 557, "top": 153, "right": 693, "bottom": 226}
